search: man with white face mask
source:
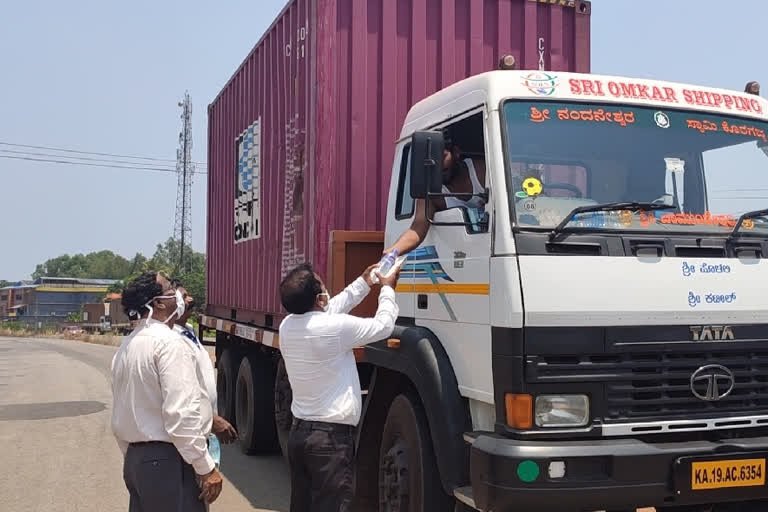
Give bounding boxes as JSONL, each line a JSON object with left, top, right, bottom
{"left": 279, "top": 263, "right": 400, "bottom": 512}
{"left": 172, "top": 284, "right": 237, "bottom": 449}
{"left": 111, "top": 272, "right": 223, "bottom": 511}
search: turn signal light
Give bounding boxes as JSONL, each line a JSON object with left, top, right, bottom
{"left": 505, "top": 393, "right": 533, "bottom": 429}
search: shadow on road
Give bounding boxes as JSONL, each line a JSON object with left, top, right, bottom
{"left": 219, "top": 444, "right": 291, "bottom": 512}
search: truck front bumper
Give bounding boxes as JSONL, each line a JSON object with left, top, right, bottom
{"left": 470, "top": 433, "right": 768, "bottom": 511}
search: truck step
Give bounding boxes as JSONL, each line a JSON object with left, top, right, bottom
{"left": 453, "top": 486, "right": 479, "bottom": 510}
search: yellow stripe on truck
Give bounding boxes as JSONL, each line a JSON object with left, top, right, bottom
{"left": 395, "top": 283, "right": 490, "bottom": 295}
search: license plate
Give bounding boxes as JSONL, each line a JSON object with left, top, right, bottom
{"left": 691, "top": 458, "right": 766, "bottom": 490}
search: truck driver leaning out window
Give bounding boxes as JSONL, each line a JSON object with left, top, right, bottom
{"left": 385, "top": 129, "right": 488, "bottom": 256}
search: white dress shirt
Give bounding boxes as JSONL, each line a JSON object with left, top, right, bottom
{"left": 111, "top": 319, "right": 214, "bottom": 475}
{"left": 279, "top": 277, "right": 398, "bottom": 426}
{"left": 174, "top": 323, "right": 218, "bottom": 413}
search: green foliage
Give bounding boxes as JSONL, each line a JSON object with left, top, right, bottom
{"left": 28, "top": 239, "right": 206, "bottom": 313}
{"left": 0, "top": 280, "right": 11, "bottom": 289}
{"left": 32, "top": 250, "right": 136, "bottom": 280}
{"left": 89, "top": 238, "right": 207, "bottom": 314}
{"left": 67, "top": 311, "right": 83, "bottom": 323}
{"left": 1, "top": 321, "right": 24, "bottom": 332}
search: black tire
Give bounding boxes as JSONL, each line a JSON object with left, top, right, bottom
{"left": 379, "top": 394, "right": 451, "bottom": 512}
{"left": 235, "top": 354, "right": 279, "bottom": 454}
{"left": 274, "top": 356, "right": 293, "bottom": 459}
{"left": 216, "top": 348, "right": 240, "bottom": 426}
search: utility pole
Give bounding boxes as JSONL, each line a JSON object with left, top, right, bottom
{"left": 174, "top": 92, "right": 194, "bottom": 272}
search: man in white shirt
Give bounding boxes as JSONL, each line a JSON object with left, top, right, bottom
{"left": 173, "top": 284, "right": 237, "bottom": 446}
{"left": 111, "top": 272, "right": 223, "bottom": 511}
{"left": 279, "top": 263, "right": 400, "bottom": 512}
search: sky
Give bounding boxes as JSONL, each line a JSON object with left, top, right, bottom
{"left": 2, "top": 0, "right": 768, "bottom": 280}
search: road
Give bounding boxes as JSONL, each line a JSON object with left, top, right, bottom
{"left": 0, "top": 336, "right": 654, "bottom": 512}
{"left": 0, "top": 336, "right": 289, "bottom": 512}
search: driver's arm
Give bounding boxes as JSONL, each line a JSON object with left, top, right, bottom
{"left": 385, "top": 199, "right": 433, "bottom": 256}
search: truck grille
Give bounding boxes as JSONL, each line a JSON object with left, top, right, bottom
{"left": 529, "top": 349, "right": 768, "bottom": 422}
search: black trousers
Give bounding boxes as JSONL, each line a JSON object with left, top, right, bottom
{"left": 123, "top": 441, "right": 207, "bottom": 512}
{"left": 288, "top": 419, "right": 356, "bottom": 512}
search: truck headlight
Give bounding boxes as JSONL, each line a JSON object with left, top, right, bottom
{"left": 535, "top": 395, "right": 589, "bottom": 428}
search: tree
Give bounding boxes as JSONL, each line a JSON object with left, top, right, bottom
{"left": 105, "top": 239, "right": 207, "bottom": 313}
{"left": 147, "top": 238, "right": 206, "bottom": 313}
{"left": 67, "top": 311, "right": 83, "bottom": 323}
{"left": 30, "top": 240, "right": 207, "bottom": 314}
{"left": 33, "top": 251, "right": 136, "bottom": 280}
{"left": 0, "top": 280, "right": 11, "bottom": 289}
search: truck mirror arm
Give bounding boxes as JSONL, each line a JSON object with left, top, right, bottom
{"left": 423, "top": 190, "right": 490, "bottom": 228}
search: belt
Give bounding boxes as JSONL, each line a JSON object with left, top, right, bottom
{"left": 128, "top": 440, "right": 173, "bottom": 447}
{"left": 292, "top": 418, "right": 355, "bottom": 433}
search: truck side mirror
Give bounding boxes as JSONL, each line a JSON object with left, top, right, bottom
{"left": 409, "top": 131, "right": 444, "bottom": 199}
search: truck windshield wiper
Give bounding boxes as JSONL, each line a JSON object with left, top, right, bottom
{"left": 549, "top": 202, "right": 676, "bottom": 241}
{"left": 729, "top": 208, "right": 768, "bottom": 241}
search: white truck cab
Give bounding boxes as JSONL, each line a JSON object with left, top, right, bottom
{"left": 385, "top": 69, "right": 768, "bottom": 511}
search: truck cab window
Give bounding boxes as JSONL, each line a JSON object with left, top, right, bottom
{"left": 440, "top": 112, "right": 489, "bottom": 233}
{"left": 395, "top": 145, "right": 414, "bottom": 219}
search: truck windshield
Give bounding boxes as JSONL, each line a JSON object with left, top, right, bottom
{"left": 503, "top": 100, "right": 768, "bottom": 235}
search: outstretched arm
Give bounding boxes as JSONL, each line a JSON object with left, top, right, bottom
{"left": 385, "top": 199, "right": 432, "bottom": 256}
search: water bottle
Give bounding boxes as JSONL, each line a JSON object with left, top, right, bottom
{"left": 208, "top": 433, "right": 221, "bottom": 468}
{"left": 371, "top": 249, "right": 399, "bottom": 284}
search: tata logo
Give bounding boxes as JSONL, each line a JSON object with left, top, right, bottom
{"left": 690, "top": 325, "right": 735, "bottom": 342}
{"left": 690, "top": 365, "right": 735, "bottom": 402}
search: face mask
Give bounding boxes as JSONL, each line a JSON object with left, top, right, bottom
{"left": 318, "top": 293, "right": 330, "bottom": 312}
{"left": 173, "top": 290, "right": 186, "bottom": 320}
{"left": 144, "top": 290, "right": 185, "bottom": 323}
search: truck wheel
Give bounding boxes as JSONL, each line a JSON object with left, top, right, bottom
{"left": 273, "top": 356, "right": 293, "bottom": 459}
{"left": 235, "top": 354, "right": 279, "bottom": 454}
{"left": 216, "top": 348, "right": 240, "bottom": 426}
{"left": 378, "top": 394, "right": 451, "bottom": 512}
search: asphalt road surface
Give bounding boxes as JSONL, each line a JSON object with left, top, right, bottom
{"left": 0, "top": 336, "right": 289, "bottom": 512}
{"left": 0, "top": 336, "right": 654, "bottom": 512}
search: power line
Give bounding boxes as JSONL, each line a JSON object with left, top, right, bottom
{"left": 0, "top": 141, "right": 207, "bottom": 167}
{"left": 0, "top": 148, "right": 181, "bottom": 169}
{"left": 0, "top": 154, "right": 208, "bottom": 175}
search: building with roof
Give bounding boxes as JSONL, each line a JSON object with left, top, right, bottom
{"left": 0, "top": 277, "right": 117, "bottom": 327}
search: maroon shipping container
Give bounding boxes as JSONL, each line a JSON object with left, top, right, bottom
{"left": 207, "top": 0, "right": 592, "bottom": 319}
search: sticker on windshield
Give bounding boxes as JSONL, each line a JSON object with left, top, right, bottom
{"left": 530, "top": 106, "right": 551, "bottom": 123}
{"left": 687, "top": 118, "right": 768, "bottom": 142}
{"left": 555, "top": 107, "right": 635, "bottom": 127}
{"left": 528, "top": 105, "right": 636, "bottom": 127}
{"left": 658, "top": 212, "right": 753, "bottom": 228}
{"left": 619, "top": 210, "right": 633, "bottom": 227}
{"left": 521, "top": 199, "right": 536, "bottom": 211}
{"left": 522, "top": 177, "right": 543, "bottom": 197}
{"left": 654, "top": 111, "right": 670, "bottom": 129}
